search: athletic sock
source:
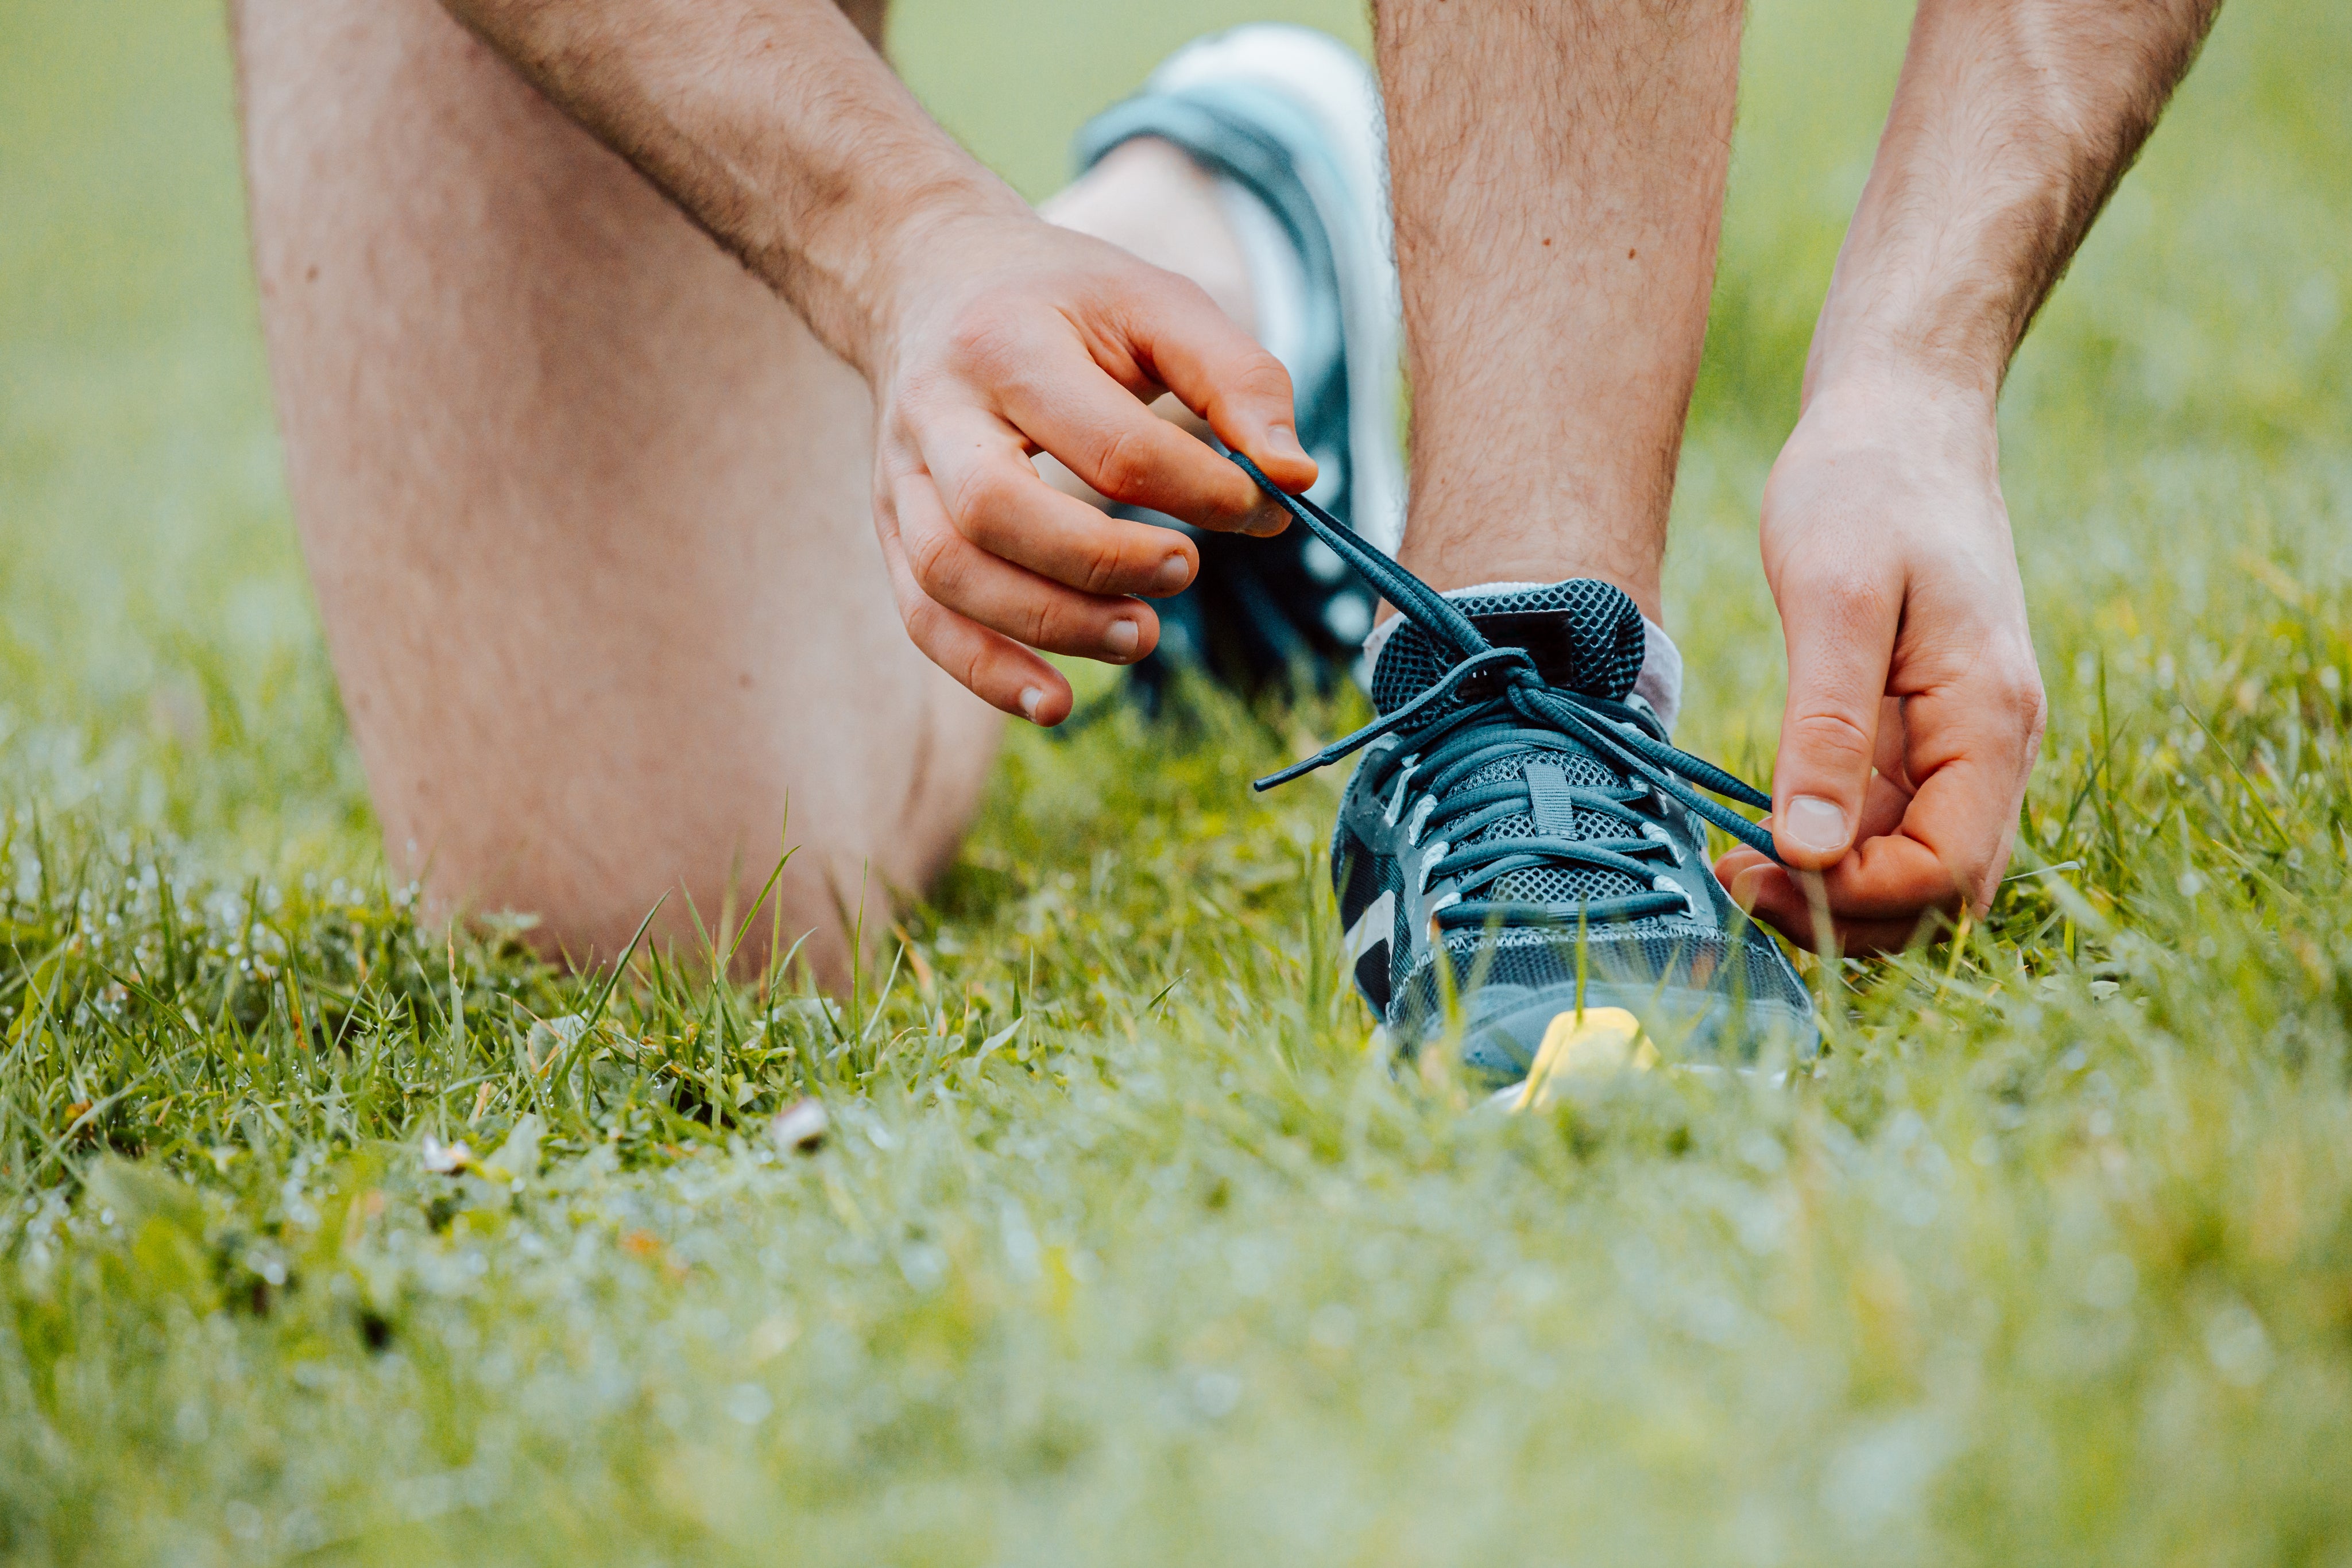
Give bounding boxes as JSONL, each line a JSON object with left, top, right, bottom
{"left": 1361, "top": 583, "right": 1686, "bottom": 734}
{"left": 1631, "top": 616, "right": 1682, "bottom": 734}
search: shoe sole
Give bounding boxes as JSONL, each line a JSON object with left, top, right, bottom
{"left": 1404, "top": 979, "right": 1821, "bottom": 1092}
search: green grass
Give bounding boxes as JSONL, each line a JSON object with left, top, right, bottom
{"left": 5, "top": 0, "right": 2352, "bottom": 1561}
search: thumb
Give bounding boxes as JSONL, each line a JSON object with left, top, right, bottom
{"left": 1771, "top": 571, "right": 1899, "bottom": 870}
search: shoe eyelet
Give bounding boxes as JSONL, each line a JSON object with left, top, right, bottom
{"left": 1406, "top": 795, "right": 1436, "bottom": 845}
{"left": 1417, "top": 840, "right": 1450, "bottom": 893}
{"left": 1641, "top": 822, "right": 1684, "bottom": 864}
{"left": 1383, "top": 756, "right": 1421, "bottom": 826}
{"left": 1653, "top": 874, "right": 1700, "bottom": 918}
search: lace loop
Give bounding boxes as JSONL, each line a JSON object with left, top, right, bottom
{"left": 1249, "top": 645, "right": 1536, "bottom": 790}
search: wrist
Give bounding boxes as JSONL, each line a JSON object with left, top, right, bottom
{"left": 866, "top": 193, "right": 1050, "bottom": 373}
{"left": 1799, "top": 340, "right": 2000, "bottom": 448}
{"left": 1801, "top": 165, "right": 2026, "bottom": 419}
{"left": 790, "top": 168, "right": 1032, "bottom": 379}
{"left": 1783, "top": 359, "right": 2003, "bottom": 491}
{"left": 1801, "top": 309, "right": 2005, "bottom": 419}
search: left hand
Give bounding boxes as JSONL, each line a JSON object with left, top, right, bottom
{"left": 1713, "top": 373, "right": 2048, "bottom": 953}
{"left": 862, "top": 205, "right": 1313, "bottom": 725}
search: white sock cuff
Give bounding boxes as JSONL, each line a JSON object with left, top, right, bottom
{"left": 1635, "top": 617, "right": 1682, "bottom": 734}
{"left": 1359, "top": 586, "right": 1684, "bottom": 733}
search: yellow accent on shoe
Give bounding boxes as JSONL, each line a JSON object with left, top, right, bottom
{"left": 1511, "top": 1007, "right": 1657, "bottom": 1112}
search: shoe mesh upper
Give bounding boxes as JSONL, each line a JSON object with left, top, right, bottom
{"left": 1403, "top": 926, "right": 1815, "bottom": 1027}
{"left": 1366, "top": 580, "right": 1656, "bottom": 915}
{"left": 1368, "top": 579, "right": 1647, "bottom": 714}
{"left": 1454, "top": 751, "right": 1639, "bottom": 908}
{"left": 1333, "top": 576, "right": 1813, "bottom": 1053}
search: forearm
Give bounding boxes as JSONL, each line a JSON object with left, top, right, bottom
{"left": 436, "top": 0, "right": 1027, "bottom": 373}
{"left": 1807, "top": 0, "right": 2221, "bottom": 405}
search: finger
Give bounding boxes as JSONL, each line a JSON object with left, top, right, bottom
{"left": 1740, "top": 785, "right": 2002, "bottom": 929}
{"left": 1715, "top": 766, "right": 1912, "bottom": 922}
{"left": 1114, "top": 278, "right": 1320, "bottom": 495}
{"left": 1718, "top": 857, "right": 1949, "bottom": 955}
{"left": 918, "top": 406, "right": 1198, "bottom": 598}
{"left": 1771, "top": 562, "right": 1901, "bottom": 870}
{"left": 1809, "top": 741, "right": 2037, "bottom": 921}
{"left": 876, "top": 477, "right": 1073, "bottom": 725}
{"left": 1871, "top": 693, "right": 1916, "bottom": 793}
{"left": 993, "top": 328, "right": 1297, "bottom": 537}
{"left": 1791, "top": 641, "right": 2045, "bottom": 915}
{"left": 894, "top": 472, "right": 1160, "bottom": 664}
{"left": 1852, "top": 765, "right": 1915, "bottom": 845}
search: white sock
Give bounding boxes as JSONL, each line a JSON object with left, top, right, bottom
{"left": 1360, "top": 584, "right": 1686, "bottom": 734}
{"left": 1633, "top": 617, "right": 1683, "bottom": 734}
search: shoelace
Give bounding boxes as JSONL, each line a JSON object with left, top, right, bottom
{"left": 1228, "top": 451, "right": 1785, "bottom": 931}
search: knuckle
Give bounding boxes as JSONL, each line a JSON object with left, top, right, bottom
{"left": 1789, "top": 707, "right": 1875, "bottom": 764}
{"left": 1999, "top": 665, "right": 2048, "bottom": 720}
{"left": 1796, "top": 566, "right": 1891, "bottom": 617}
{"left": 950, "top": 464, "right": 1024, "bottom": 537}
{"left": 905, "top": 522, "right": 965, "bottom": 599}
{"left": 1090, "top": 426, "right": 1155, "bottom": 505}
{"left": 1139, "top": 273, "right": 1217, "bottom": 330}
{"left": 898, "top": 590, "right": 939, "bottom": 643}
{"left": 958, "top": 643, "right": 992, "bottom": 699}
{"left": 1080, "top": 536, "right": 1126, "bottom": 597}
{"left": 1228, "top": 354, "right": 1294, "bottom": 408}
{"left": 1022, "top": 598, "right": 1061, "bottom": 651}
{"left": 943, "top": 305, "right": 1024, "bottom": 371}
{"left": 1981, "top": 657, "right": 2049, "bottom": 748}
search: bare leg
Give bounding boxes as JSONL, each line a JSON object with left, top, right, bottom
{"left": 235, "top": 0, "right": 999, "bottom": 979}
{"left": 1375, "top": 0, "right": 1744, "bottom": 621}
{"left": 235, "top": 0, "right": 1264, "bottom": 979}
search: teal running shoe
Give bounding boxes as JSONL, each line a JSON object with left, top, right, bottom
{"left": 1074, "top": 26, "right": 1402, "bottom": 700}
{"left": 1231, "top": 455, "right": 1820, "bottom": 1088}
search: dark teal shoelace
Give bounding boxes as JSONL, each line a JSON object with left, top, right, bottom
{"left": 1228, "top": 453, "right": 1785, "bottom": 905}
{"left": 1354, "top": 702, "right": 1703, "bottom": 929}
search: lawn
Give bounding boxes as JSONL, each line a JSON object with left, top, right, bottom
{"left": 4, "top": 0, "right": 2352, "bottom": 1562}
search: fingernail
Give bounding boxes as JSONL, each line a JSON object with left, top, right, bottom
{"left": 1264, "top": 423, "right": 1307, "bottom": 465}
{"left": 1783, "top": 795, "right": 1850, "bottom": 855}
{"left": 1154, "top": 553, "right": 1193, "bottom": 594}
{"left": 1729, "top": 865, "right": 1771, "bottom": 912}
{"left": 1018, "top": 687, "right": 1045, "bottom": 721}
{"left": 1105, "top": 619, "right": 1139, "bottom": 657}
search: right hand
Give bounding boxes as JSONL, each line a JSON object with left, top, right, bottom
{"left": 1711, "top": 375, "right": 2047, "bottom": 953}
{"left": 866, "top": 207, "right": 1317, "bottom": 725}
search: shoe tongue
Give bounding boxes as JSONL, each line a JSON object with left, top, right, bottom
{"left": 1368, "top": 579, "right": 1647, "bottom": 716}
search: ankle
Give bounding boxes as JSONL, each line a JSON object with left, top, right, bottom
{"left": 1390, "top": 551, "right": 1666, "bottom": 625}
